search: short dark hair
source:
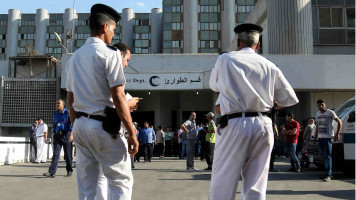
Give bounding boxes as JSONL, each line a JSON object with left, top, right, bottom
{"left": 37, "top": 117, "right": 43, "bottom": 121}
{"left": 89, "top": 13, "right": 115, "bottom": 34}
{"left": 158, "top": 126, "right": 162, "bottom": 130}
{"left": 317, "top": 99, "right": 325, "bottom": 104}
{"left": 286, "top": 113, "right": 294, "bottom": 119}
{"left": 57, "top": 98, "right": 65, "bottom": 104}
{"left": 113, "top": 42, "right": 130, "bottom": 56}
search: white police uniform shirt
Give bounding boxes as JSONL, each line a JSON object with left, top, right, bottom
{"left": 66, "top": 37, "right": 125, "bottom": 116}
{"left": 209, "top": 47, "right": 299, "bottom": 115}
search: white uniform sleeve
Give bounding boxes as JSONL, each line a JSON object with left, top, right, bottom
{"left": 43, "top": 124, "right": 48, "bottom": 132}
{"left": 209, "top": 56, "right": 223, "bottom": 92}
{"left": 106, "top": 51, "right": 126, "bottom": 88}
{"left": 274, "top": 68, "right": 299, "bottom": 107}
{"left": 66, "top": 58, "right": 73, "bottom": 92}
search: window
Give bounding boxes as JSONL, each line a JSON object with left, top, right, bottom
{"left": 319, "top": 7, "right": 331, "bottom": 27}
{"left": 135, "top": 20, "right": 142, "bottom": 26}
{"left": 346, "top": 8, "right": 355, "bottom": 27}
{"left": 172, "top": 6, "right": 181, "bottom": 12}
{"left": 172, "top": 22, "right": 181, "bottom": 30}
{"left": 0, "top": 21, "right": 6, "bottom": 26}
{"left": 49, "top": 20, "right": 63, "bottom": 26}
{"left": 332, "top": 8, "right": 343, "bottom": 27}
{"left": 19, "top": 33, "right": 34, "bottom": 40}
{"left": 172, "top": 41, "right": 180, "bottom": 48}
{"left": 314, "top": 5, "right": 354, "bottom": 45}
{"left": 319, "top": 29, "right": 346, "bottom": 44}
{"left": 21, "top": 20, "right": 35, "bottom": 26}
{"left": 135, "top": 48, "right": 142, "bottom": 53}
{"left": 200, "top": 23, "right": 218, "bottom": 30}
{"left": 200, "top": 41, "right": 216, "bottom": 48}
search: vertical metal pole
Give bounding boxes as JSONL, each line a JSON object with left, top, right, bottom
{"left": 14, "top": 60, "right": 17, "bottom": 78}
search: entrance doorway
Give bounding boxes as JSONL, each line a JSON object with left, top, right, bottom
{"left": 131, "top": 111, "right": 154, "bottom": 128}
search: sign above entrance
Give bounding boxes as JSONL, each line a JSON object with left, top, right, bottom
{"left": 124, "top": 73, "right": 204, "bottom": 90}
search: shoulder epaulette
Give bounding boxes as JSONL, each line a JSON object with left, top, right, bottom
{"left": 107, "top": 45, "right": 118, "bottom": 51}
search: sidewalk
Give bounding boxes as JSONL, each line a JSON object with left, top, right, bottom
{"left": 0, "top": 157, "right": 354, "bottom": 200}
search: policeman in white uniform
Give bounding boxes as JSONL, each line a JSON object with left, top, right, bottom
{"left": 209, "top": 23, "right": 299, "bottom": 200}
{"left": 66, "top": 4, "right": 139, "bottom": 200}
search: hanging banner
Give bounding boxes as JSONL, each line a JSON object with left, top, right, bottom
{"left": 124, "top": 73, "right": 204, "bottom": 90}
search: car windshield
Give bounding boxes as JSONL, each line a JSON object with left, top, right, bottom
{"left": 334, "top": 99, "right": 355, "bottom": 119}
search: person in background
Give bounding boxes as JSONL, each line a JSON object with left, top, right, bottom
{"left": 198, "top": 125, "right": 207, "bottom": 161}
{"left": 43, "top": 98, "right": 73, "bottom": 178}
{"left": 303, "top": 119, "right": 315, "bottom": 146}
{"left": 164, "top": 128, "right": 173, "bottom": 156}
{"left": 156, "top": 126, "right": 165, "bottom": 158}
{"left": 181, "top": 112, "right": 198, "bottom": 171}
{"left": 35, "top": 117, "right": 48, "bottom": 164}
{"left": 204, "top": 112, "right": 216, "bottom": 171}
{"left": 269, "top": 125, "right": 280, "bottom": 172}
{"left": 313, "top": 99, "right": 342, "bottom": 182}
{"left": 140, "top": 122, "right": 156, "bottom": 162}
{"left": 29, "top": 120, "right": 38, "bottom": 163}
{"left": 282, "top": 113, "right": 301, "bottom": 173}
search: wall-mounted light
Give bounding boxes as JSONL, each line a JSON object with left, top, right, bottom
{"left": 196, "top": 92, "right": 199, "bottom": 95}
{"left": 148, "top": 91, "right": 151, "bottom": 95}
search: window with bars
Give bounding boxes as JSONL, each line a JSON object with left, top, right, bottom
{"left": 0, "top": 79, "right": 57, "bottom": 126}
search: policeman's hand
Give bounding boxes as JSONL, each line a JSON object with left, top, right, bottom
{"left": 334, "top": 133, "right": 340, "bottom": 141}
{"left": 312, "top": 138, "right": 317, "bottom": 144}
{"left": 127, "top": 135, "right": 139, "bottom": 157}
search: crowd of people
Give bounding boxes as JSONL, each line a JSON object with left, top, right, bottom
{"left": 132, "top": 111, "right": 216, "bottom": 171}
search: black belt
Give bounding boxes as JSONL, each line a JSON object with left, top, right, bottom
{"left": 219, "top": 112, "right": 271, "bottom": 129}
{"left": 55, "top": 131, "right": 68, "bottom": 135}
{"left": 76, "top": 111, "right": 105, "bottom": 122}
{"left": 226, "top": 112, "right": 271, "bottom": 120}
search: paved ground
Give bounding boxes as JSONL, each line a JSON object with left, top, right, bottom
{"left": 0, "top": 157, "right": 354, "bottom": 200}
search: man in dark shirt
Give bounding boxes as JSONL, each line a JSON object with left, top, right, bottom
{"left": 282, "top": 113, "right": 301, "bottom": 172}
{"left": 29, "top": 120, "right": 38, "bottom": 162}
{"left": 43, "top": 98, "right": 73, "bottom": 178}
{"left": 140, "top": 122, "right": 156, "bottom": 162}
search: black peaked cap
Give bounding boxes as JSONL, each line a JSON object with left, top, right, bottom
{"left": 234, "top": 23, "right": 263, "bottom": 34}
{"left": 91, "top": 4, "right": 121, "bottom": 23}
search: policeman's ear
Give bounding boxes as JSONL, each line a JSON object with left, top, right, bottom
{"left": 102, "top": 23, "right": 109, "bottom": 33}
{"left": 254, "top": 42, "right": 260, "bottom": 51}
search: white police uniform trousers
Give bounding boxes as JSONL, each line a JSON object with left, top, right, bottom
{"left": 35, "top": 137, "right": 46, "bottom": 163}
{"left": 73, "top": 117, "right": 133, "bottom": 200}
{"left": 209, "top": 114, "right": 274, "bottom": 200}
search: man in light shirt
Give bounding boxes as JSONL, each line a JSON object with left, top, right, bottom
{"left": 313, "top": 99, "right": 342, "bottom": 182}
{"left": 35, "top": 117, "right": 48, "bottom": 163}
